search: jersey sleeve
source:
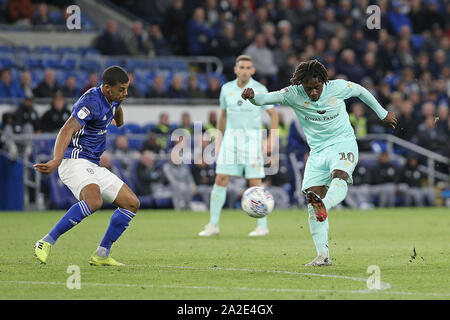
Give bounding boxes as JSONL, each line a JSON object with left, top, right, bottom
{"left": 278, "top": 85, "right": 297, "bottom": 106}
{"left": 256, "top": 85, "right": 274, "bottom": 110}
{"left": 219, "top": 86, "right": 227, "bottom": 110}
{"left": 72, "top": 97, "right": 97, "bottom": 127}
{"left": 335, "top": 79, "right": 388, "bottom": 120}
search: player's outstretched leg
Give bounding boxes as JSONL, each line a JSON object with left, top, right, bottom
{"left": 199, "top": 175, "right": 228, "bottom": 236}
{"left": 34, "top": 199, "right": 94, "bottom": 264}
{"left": 322, "top": 177, "right": 348, "bottom": 213}
{"left": 90, "top": 184, "right": 139, "bottom": 266}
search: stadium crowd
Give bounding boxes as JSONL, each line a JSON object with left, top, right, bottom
{"left": 0, "top": 0, "right": 449, "bottom": 208}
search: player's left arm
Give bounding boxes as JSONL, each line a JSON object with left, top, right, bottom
{"left": 112, "top": 105, "right": 124, "bottom": 127}
{"left": 348, "top": 81, "right": 397, "bottom": 129}
{"left": 265, "top": 107, "right": 278, "bottom": 156}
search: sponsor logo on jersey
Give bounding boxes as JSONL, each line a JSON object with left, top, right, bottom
{"left": 77, "top": 107, "right": 90, "bottom": 120}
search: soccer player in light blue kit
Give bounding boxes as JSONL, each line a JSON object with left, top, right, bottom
{"left": 199, "top": 55, "right": 278, "bottom": 237}
{"left": 33, "top": 66, "right": 140, "bottom": 266}
{"left": 242, "top": 60, "right": 397, "bottom": 265}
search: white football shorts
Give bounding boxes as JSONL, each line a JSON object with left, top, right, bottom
{"left": 58, "top": 158, "right": 124, "bottom": 203}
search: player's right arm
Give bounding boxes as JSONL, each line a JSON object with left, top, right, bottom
{"left": 33, "top": 116, "right": 81, "bottom": 174}
{"left": 241, "top": 88, "right": 283, "bottom": 106}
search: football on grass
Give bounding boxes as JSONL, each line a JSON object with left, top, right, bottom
{"left": 241, "top": 187, "right": 274, "bottom": 218}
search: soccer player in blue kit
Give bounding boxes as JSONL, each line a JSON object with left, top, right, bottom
{"left": 34, "top": 66, "right": 140, "bottom": 266}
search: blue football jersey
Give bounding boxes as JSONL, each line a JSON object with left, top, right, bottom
{"left": 64, "top": 86, "right": 120, "bottom": 165}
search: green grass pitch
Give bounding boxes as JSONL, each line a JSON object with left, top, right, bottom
{"left": 0, "top": 208, "right": 449, "bottom": 300}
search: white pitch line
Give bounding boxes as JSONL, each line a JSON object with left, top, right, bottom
{"left": 130, "top": 264, "right": 392, "bottom": 290}
{"left": 1, "top": 280, "right": 450, "bottom": 297}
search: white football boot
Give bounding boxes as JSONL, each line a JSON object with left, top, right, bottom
{"left": 198, "top": 223, "right": 219, "bottom": 236}
{"left": 248, "top": 226, "right": 269, "bottom": 237}
{"left": 305, "top": 255, "right": 333, "bottom": 266}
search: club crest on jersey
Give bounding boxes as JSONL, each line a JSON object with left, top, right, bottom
{"left": 317, "top": 110, "right": 326, "bottom": 114}
{"left": 77, "top": 107, "right": 90, "bottom": 120}
{"left": 237, "top": 100, "right": 243, "bottom": 106}
{"left": 86, "top": 168, "right": 94, "bottom": 174}
{"left": 328, "top": 97, "right": 338, "bottom": 106}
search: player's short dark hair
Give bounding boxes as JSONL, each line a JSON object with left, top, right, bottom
{"left": 290, "top": 59, "right": 328, "bottom": 86}
{"left": 102, "top": 66, "right": 129, "bottom": 86}
{"left": 235, "top": 55, "right": 252, "bottom": 65}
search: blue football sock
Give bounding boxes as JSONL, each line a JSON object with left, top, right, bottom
{"left": 98, "top": 208, "right": 136, "bottom": 256}
{"left": 307, "top": 204, "right": 329, "bottom": 258}
{"left": 322, "top": 178, "right": 348, "bottom": 212}
{"left": 209, "top": 184, "right": 227, "bottom": 227}
{"left": 43, "top": 200, "right": 92, "bottom": 245}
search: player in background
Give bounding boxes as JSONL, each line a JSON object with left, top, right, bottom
{"left": 198, "top": 55, "right": 278, "bottom": 237}
{"left": 33, "top": 66, "right": 140, "bottom": 266}
{"left": 242, "top": 60, "right": 397, "bottom": 265}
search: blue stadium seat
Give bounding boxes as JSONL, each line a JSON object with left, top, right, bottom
{"left": 370, "top": 140, "right": 387, "bottom": 154}
{"left": 0, "top": 56, "right": 15, "bottom": 68}
{"left": 48, "top": 171, "right": 77, "bottom": 209}
{"left": 33, "top": 46, "right": 53, "bottom": 54}
{"left": 26, "top": 58, "right": 42, "bottom": 69}
{"left": 121, "top": 123, "right": 143, "bottom": 134}
{"left": 80, "top": 59, "right": 101, "bottom": 71}
{"left": 107, "top": 124, "right": 122, "bottom": 134}
{"left": 142, "top": 123, "right": 155, "bottom": 133}
{"left": 128, "top": 138, "right": 143, "bottom": 150}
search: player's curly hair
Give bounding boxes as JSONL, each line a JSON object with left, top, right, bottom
{"left": 290, "top": 59, "right": 328, "bottom": 86}
{"left": 102, "top": 66, "right": 129, "bottom": 86}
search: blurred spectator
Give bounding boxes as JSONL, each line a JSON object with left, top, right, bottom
{"left": 191, "top": 154, "right": 215, "bottom": 207}
{"left": 417, "top": 115, "right": 440, "bottom": 153}
{"left": 82, "top": 72, "right": 99, "bottom": 94}
{"left": 31, "top": 2, "right": 52, "bottom": 25}
{"left": 203, "top": 110, "right": 217, "bottom": 135}
{"left": 33, "top": 68, "right": 61, "bottom": 98}
{"left": 187, "top": 7, "right": 217, "bottom": 56}
{"left": 277, "top": 53, "right": 297, "bottom": 88}
{"left": 205, "top": 77, "right": 220, "bottom": 99}
{"left": 273, "top": 36, "right": 294, "bottom": 68}
{"left": 7, "top": 0, "right": 33, "bottom": 24}
{"left": 178, "top": 112, "right": 193, "bottom": 134}
{"left": 0, "top": 68, "right": 23, "bottom": 98}
{"left": 349, "top": 103, "right": 367, "bottom": 139}
{"left": 94, "top": 20, "right": 129, "bottom": 56}
{"left": 12, "top": 97, "right": 40, "bottom": 133}
{"left": 187, "top": 74, "right": 206, "bottom": 99}
{"left": 263, "top": 156, "right": 291, "bottom": 208}
{"left": 205, "top": 0, "right": 220, "bottom": 28}
{"left": 40, "top": 91, "right": 71, "bottom": 133}
{"left": 243, "top": 33, "right": 278, "bottom": 87}
{"left": 146, "top": 74, "right": 167, "bottom": 99}
{"left": 387, "top": 1, "right": 412, "bottom": 35}
{"left": 163, "top": 141, "right": 197, "bottom": 210}
{"left": 262, "top": 22, "right": 277, "bottom": 50}
{"left": 394, "top": 100, "right": 419, "bottom": 143}
{"left": 167, "top": 74, "right": 188, "bottom": 99}
{"left": 164, "top": 0, "right": 188, "bottom": 55}
{"left": 141, "top": 132, "right": 163, "bottom": 155}
{"left": 112, "top": 135, "right": 136, "bottom": 174}
{"left": 336, "top": 49, "right": 365, "bottom": 83}
{"left": 135, "top": 150, "right": 171, "bottom": 199}
{"left": 346, "top": 164, "right": 373, "bottom": 210}
{"left": 149, "top": 24, "right": 172, "bottom": 56}
{"left": 62, "top": 75, "right": 80, "bottom": 98}
{"left": 20, "top": 70, "right": 33, "bottom": 98}
{"left": 371, "top": 151, "right": 397, "bottom": 207}
{"left": 126, "top": 72, "right": 143, "bottom": 98}
{"left": 125, "top": 21, "right": 155, "bottom": 56}
{"left": 151, "top": 112, "right": 172, "bottom": 150}
{"left": 422, "top": 0, "right": 446, "bottom": 31}
{"left": 397, "top": 155, "right": 436, "bottom": 207}
{"left": 318, "top": 8, "right": 339, "bottom": 39}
